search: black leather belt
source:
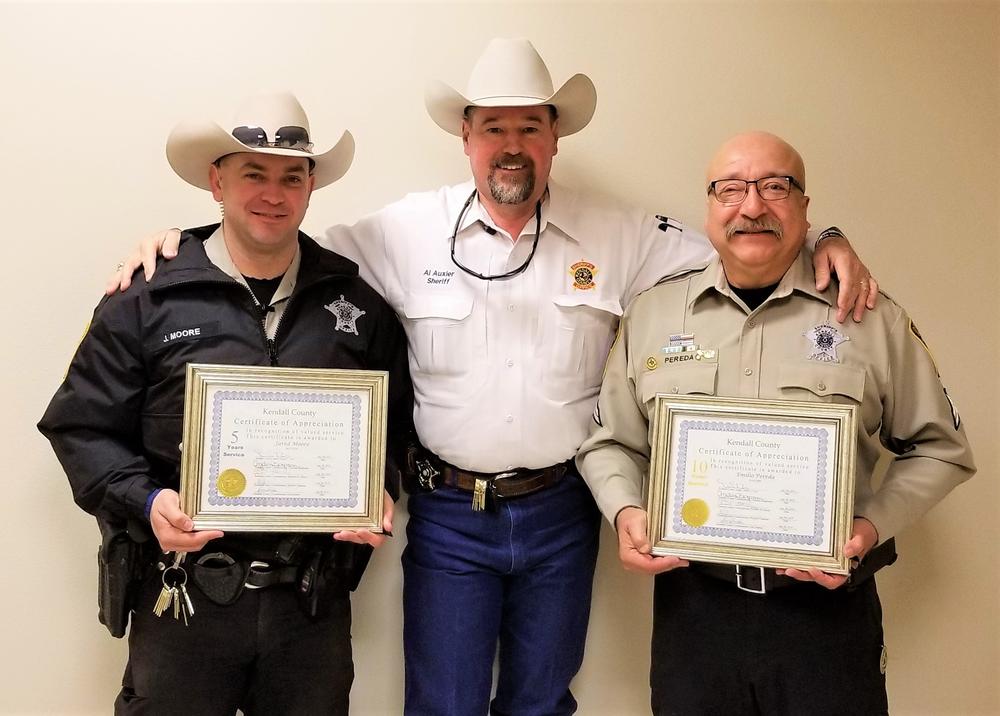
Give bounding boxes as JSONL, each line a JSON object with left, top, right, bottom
{"left": 410, "top": 448, "right": 571, "bottom": 511}
{"left": 440, "top": 463, "right": 569, "bottom": 499}
{"left": 690, "top": 538, "right": 897, "bottom": 595}
{"left": 691, "top": 562, "right": 798, "bottom": 594}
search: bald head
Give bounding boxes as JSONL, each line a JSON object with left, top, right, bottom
{"left": 704, "top": 131, "right": 810, "bottom": 288}
{"left": 706, "top": 131, "right": 805, "bottom": 190}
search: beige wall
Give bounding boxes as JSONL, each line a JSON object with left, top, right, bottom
{"left": 2, "top": 2, "right": 997, "bottom": 714}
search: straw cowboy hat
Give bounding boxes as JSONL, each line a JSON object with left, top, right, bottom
{"left": 424, "top": 38, "right": 597, "bottom": 137}
{"left": 166, "top": 91, "right": 354, "bottom": 191}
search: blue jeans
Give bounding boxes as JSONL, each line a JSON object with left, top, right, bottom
{"left": 402, "top": 472, "right": 601, "bottom": 716}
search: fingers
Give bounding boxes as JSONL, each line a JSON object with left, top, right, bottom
{"left": 865, "top": 275, "right": 879, "bottom": 309}
{"left": 382, "top": 490, "right": 395, "bottom": 534}
{"left": 619, "top": 549, "right": 689, "bottom": 575}
{"left": 850, "top": 276, "right": 876, "bottom": 322}
{"left": 149, "top": 489, "right": 223, "bottom": 552}
{"left": 334, "top": 529, "right": 387, "bottom": 548}
{"left": 140, "top": 232, "right": 165, "bottom": 281}
{"left": 104, "top": 251, "right": 141, "bottom": 296}
{"left": 105, "top": 261, "right": 126, "bottom": 296}
{"left": 163, "top": 228, "right": 181, "bottom": 258}
{"left": 835, "top": 273, "right": 867, "bottom": 324}
{"left": 157, "top": 529, "right": 225, "bottom": 553}
{"left": 813, "top": 262, "right": 832, "bottom": 291}
{"left": 614, "top": 507, "right": 688, "bottom": 574}
{"left": 781, "top": 566, "right": 848, "bottom": 590}
{"left": 845, "top": 517, "right": 879, "bottom": 561}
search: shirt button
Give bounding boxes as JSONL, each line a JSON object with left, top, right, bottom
{"left": 817, "top": 382, "right": 827, "bottom": 391}
{"left": 747, "top": 319, "right": 756, "bottom": 328}
{"left": 744, "top": 368, "right": 753, "bottom": 376}
{"left": 671, "top": 386, "right": 680, "bottom": 394}
{"left": 505, "top": 415, "right": 514, "bottom": 423}
{"left": 506, "top": 359, "right": 514, "bottom": 367}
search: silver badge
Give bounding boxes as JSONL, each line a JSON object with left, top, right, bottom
{"left": 803, "top": 323, "right": 849, "bottom": 362}
{"left": 324, "top": 295, "right": 366, "bottom": 335}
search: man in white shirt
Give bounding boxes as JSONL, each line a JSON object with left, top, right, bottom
{"left": 113, "top": 38, "right": 875, "bottom": 716}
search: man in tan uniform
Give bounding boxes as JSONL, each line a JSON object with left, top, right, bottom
{"left": 577, "top": 131, "right": 975, "bottom": 715}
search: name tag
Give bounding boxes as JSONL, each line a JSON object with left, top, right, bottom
{"left": 147, "top": 321, "right": 219, "bottom": 352}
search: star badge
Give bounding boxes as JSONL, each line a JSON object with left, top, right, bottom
{"left": 324, "top": 295, "right": 366, "bottom": 336}
{"left": 803, "top": 323, "right": 849, "bottom": 362}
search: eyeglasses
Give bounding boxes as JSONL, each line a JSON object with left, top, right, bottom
{"left": 231, "top": 125, "right": 314, "bottom": 152}
{"left": 707, "top": 176, "right": 804, "bottom": 205}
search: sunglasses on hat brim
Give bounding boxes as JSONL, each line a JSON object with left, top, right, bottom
{"left": 231, "top": 125, "right": 314, "bottom": 152}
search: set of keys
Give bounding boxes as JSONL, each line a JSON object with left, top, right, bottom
{"left": 153, "top": 551, "right": 195, "bottom": 625}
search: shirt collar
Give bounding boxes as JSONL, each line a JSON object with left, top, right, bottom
{"left": 452, "top": 178, "right": 576, "bottom": 243}
{"left": 689, "top": 250, "right": 835, "bottom": 310}
{"left": 204, "top": 226, "right": 301, "bottom": 305}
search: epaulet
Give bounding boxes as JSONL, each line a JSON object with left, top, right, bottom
{"left": 875, "top": 288, "right": 900, "bottom": 309}
{"left": 653, "top": 266, "right": 708, "bottom": 287}
{"left": 654, "top": 214, "right": 683, "bottom": 233}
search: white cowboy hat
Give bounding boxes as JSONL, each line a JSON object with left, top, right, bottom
{"left": 424, "top": 38, "right": 597, "bottom": 137}
{"left": 166, "top": 91, "right": 354, "bottom": 191}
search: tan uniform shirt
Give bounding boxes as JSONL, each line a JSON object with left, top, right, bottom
{"left": 577, "top": 251, "right": 975, "bottom": 543}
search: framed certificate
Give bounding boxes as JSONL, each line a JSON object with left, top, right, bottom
{"left": 646, "top": 395, "right": 857, "bottom": 574}
{"left": 179, "top": 363, "right": 387, "bottom": 532}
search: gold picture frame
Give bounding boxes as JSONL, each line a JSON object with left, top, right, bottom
{"left": 647, "top": 394, "right": 857, "bottom": 574}
{"left": 179, "top": 363, "right": 387, "bottom": 533}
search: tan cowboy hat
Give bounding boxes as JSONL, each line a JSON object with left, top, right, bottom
{"left": 166, "top": 91, "right": 354, "bottom": 191}
{"left": 425, "top": 38, "right": 597, "bottom": 137}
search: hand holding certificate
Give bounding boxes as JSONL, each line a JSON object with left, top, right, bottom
{"left": 179, "top": 364, "right": 388, "bottom": 533}
{"left": 646, "top": 395, "right": 857, "bottom": 574}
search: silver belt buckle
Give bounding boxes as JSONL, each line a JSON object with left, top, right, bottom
{"left": 244, "top": 560, "right": 270, "bottom": 590}
{"left": 736, "top": 565, "right": 767, "bottom": 595}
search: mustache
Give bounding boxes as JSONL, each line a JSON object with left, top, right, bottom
{"left": 725, "top": 219, "right": 783, "bottom": 241}
{"left": 492, "top": 153, "right": 534, "bottom": 170}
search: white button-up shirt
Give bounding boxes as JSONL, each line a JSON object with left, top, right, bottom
{"left": 317, "top": 179, "right": 714, "bottom": 472}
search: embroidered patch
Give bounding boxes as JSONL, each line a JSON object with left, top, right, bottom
{"left": 147, "top": 321, "right": 220, "bottom": 353}
{"left": 803, "top": 323, "right": 849, "bottom": 362}
{"left": 570, "top": 261, "right": 597, "bottom": 290}
{"left": 943, "top": 388, "right": 961, "bottom": 430}
{"left": 324, "top": 295, "right": 366, "bottom": 335}
{"left": 908, "top": 319, "right": 940, "bottom": 374}
{"left": 909, "top": 320, "right": 961, "bottom": 428}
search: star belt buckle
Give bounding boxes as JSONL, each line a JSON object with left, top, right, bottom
{"left": 415, "top": 459, "right": 439, "bottom": 491}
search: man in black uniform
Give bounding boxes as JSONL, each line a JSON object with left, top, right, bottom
{"left": 38, "top": 91, "right": 413, "bottom": 715}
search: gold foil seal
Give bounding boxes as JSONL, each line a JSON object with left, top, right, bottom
{"left": 680, "top": 498, "right": 709, "bottom": 527}
{"left": 217, "top": 468, "right": 247, "bottom": 497}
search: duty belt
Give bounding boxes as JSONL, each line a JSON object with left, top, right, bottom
{"left": 413, "top": 452, "right": 571, "bottom": 511}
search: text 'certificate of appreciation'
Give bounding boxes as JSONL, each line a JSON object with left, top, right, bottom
{"left": 180, "top": 364, "right": 387, "bottom": 532}
{"left": 646, "top": 395, "right": 857, "bottom": 573}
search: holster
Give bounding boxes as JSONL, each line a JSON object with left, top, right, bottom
{"left": 96, "top": 517, "right": 148, "bottom": 638}
{"left": 847, "top": 537, "right": 898, "bottom": 591}
{"left": 297, "top": 541, "right": 372, "bottom": 620}
{"left": 403, "top": 438, "right": 440, "bottom": 494}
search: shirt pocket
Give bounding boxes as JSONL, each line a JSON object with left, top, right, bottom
{"left": 776, "top": 363, "right": 878, "bottom": 435}
{"left": 638, "top": 363, "right": 719, "bottom": 410}
{"left": 401, "top": 292, "right": 480, "bottom": 378}
{"left": 546, "top": 294, "right": 622, "bottom": 389}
